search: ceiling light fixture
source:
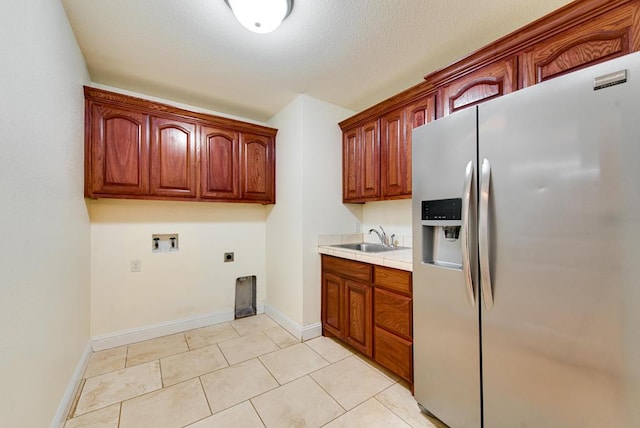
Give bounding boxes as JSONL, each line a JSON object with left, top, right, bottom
{"left": 225, "top": 0, "right": 293, "bottom": 34}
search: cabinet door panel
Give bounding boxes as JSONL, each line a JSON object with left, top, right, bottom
{"left": 520, "top": 4, "right": 638, "bottom": 87}
{"left": 323, "top": 256, "right": 372, "bottom": 283}
{"left": 342, "top": 127, "right": 360, "bottom": 202}
{"left": 374, "top": 288, "right": 412, "bottom": 340}
{"left": 240, "top": 133, "right": 275, "bottom": 203}
{"left": 374, "top": 326, "right": 413, "bottom": 383}
{"left": 200, "top": 126, "right": 239, "bottom": 199}
{"left": 380, "top": 107, "right": 406, "bottom": 197}
{"left": 90, "top": 104, "right": 149, "bottom": 196}
{"left": 150, "top": 117, "right": 197, "bottom": 197}
{"left": 360, "top": 120, "right": 380, "bottom": 200}
{"left": 440, "top": 58, "right": 517, "bottom": 117}
{"left": 405, "top": 96, "right": 436, "bottom": 196}
{"left": 322, "top": 272, "right": 344, "bottom": 338}
{"left": 344, "top": 280, "right": 373, "bottom": 357}
{"left": 374, "top": 265, "right": 412, "bottom": 296}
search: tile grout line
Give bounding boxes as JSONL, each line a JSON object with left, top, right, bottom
{"left": 248, "top": 399, "right": 268, "bottom": 428}
{"left": 116, "top": 402, "right": 122, "bottom": 428}
{"left": 306, "top": 374, "right": 348, "bottom": 420}
{"left": 197, "top": 376, "right": 214, "bottom": 418}
{"left": 372, "top": 385, "right": 415, "bottom": 427}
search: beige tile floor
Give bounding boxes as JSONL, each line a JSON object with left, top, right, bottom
{"left": 65, "top": 314, "right": 447, "bottom": 428}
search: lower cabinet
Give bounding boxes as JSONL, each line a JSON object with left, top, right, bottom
{"left": 321, "top": 255, "right": 413, "bottom": 385}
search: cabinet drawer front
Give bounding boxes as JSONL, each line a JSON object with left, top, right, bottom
{"left": 322, "top": 255, "right": 372, "bottom": 283}
{"left": 374, "top": 288, "right": 412, "bottom": 339}
{"left": 374, "top": 266, "right": 411, "bottom": 295}
{"left": 374, "top": 326, "right": 412, "bottom": 383}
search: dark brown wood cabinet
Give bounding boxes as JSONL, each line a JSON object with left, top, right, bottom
{"left": 342, "top": 119, "right": 380, "bottom": 203}
{"left": 200, "top": 126, "right": 239, "bottom": 200}
{"left": 84, "top": 87, "right": 276, "bottom": 204}
{"left": 240, "top": 133, "right": 275, "bottom": 203}
{"left": 340, "top": 0, "right": 640, "bottom": 200}
{"left": 519, "top": 2, "right": 640, "bottom": 87}
{"left": 88, "top": 103, "right": 149, "bottom": 197}
{"left": 321, "top": 256, "right": 374, "bottom": 357}
{"left": 321, "top": 255, "right": 413, "bottom": 383}
{"left": 438, "top": 58, "right": 517, "bottom": 117}
{"left": 380, "top": 96, "right": 436, "bottom": 198}
{"left": 373, "top": 266, "right": 413, "bottom": 384}
{"left": 150, "top": 117, "right": 197, "bottom": 198}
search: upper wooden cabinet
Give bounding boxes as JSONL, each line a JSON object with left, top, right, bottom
{"left": 240, "top": 133, "right": 275, "bottom": 203}
{"left": 341, "top": 94, "right": 435, "bottom": 203}
{"left": 200, "top": 126, "right": 239, "bottom": 200}
{"left": 342, "top": 119, "right": 380, "bottom": 203}
{"left": 380, "top": 96, "right": 436, "bottom": 198}
{"left": 519, "top": 1, "right": 640, "bottom": 87}
{"left": 439, "top": 58, "right": 517, "bottom": 117}
{"left": 88, "top": 103, "right": 149, "bottom": 197}
{"left": 150, "top": 117, "right": 197, "bottom": 198}
{"left": 340, "top": 0, "right": 640, "bottom": 202}
{"left": 84, "top": 87, "right": 277, "bottom": 204}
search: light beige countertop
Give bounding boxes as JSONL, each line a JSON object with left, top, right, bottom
{"left": 317, "top": 234, "right": 413, "bottom": 272}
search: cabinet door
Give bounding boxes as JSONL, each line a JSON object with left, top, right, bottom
{"left": 342, "top": 127, "right": 360, "bottom": 202}
{"left": 360, "top": 119, "right": 380, "bottom": 200}
{"left": 89, "top": 104, "right": 149, "bottom": 196}
{"left": 322, "top": 272, "right": 344, "bottom": 339}
{"left": 519, "top": 4, "right": 639, "bottom": 87}
{"left": 200, "top": 125, "right": 239, "bottom": 200}
{"left": 150, "top": 117, "right": 197, "bottom": 198}
{"left": 439, "top": 58, "right": 517, "bottom": 117}
{"left": 240, "top": 133, "right": 275, "bottom": 203}
{"left": 404, "top": 95, "right": 436, "bottom": 195}
{"left": 380, "top": 107, "right": 407, "bottom": 198}
{"left": 344, "top": 279, "right": 373, "bottom": 357}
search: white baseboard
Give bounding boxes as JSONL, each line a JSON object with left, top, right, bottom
{"left": 263, "top": 304, "right": 322, "bottom": 341}
{"left": 50, "top": 341, "right": 92, "bottom": 428}
{"left": 92, "top": 310, "right": 234, "bottom": 351}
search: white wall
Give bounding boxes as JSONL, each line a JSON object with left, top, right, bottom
{"left": 0, "top": 1, "right": 91, "bottom": 426}
{"left": 265, "top": 97, "right": 305, "bottom": 324}
{"left": 300, "top": 96, "right": 361, "bottom": 325}
{"left": 267, "top": 95, "right": 359, "bottom": 328}
{"left": 89, "top": 199, "right": 267, "bottom": 336}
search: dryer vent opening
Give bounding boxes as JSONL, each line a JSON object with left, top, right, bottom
{"left": 235, "top": 275, "right": 256, "bottom": 319}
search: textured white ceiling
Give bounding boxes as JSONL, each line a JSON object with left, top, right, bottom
{"left": 62, "top": 0, "right": 573, "bottom": 122}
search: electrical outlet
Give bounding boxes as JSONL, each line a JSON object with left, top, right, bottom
{"left": 131, "top": 260, "right": 141, "bottom": 272}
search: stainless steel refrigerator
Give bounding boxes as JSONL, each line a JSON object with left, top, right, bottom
{"left": 412, "top": 52, "right": 640, "bottom": 428}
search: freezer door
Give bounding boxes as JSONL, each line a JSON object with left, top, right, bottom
{"left": 478, "top": 52, "right": 640, "bottom": 428}
{"left": 412, "top": 107, "right": 480, "bottom": 428}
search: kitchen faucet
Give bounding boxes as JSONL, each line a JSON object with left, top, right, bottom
{"left": 369, "top": 226, "right": 389, "bottom": 246}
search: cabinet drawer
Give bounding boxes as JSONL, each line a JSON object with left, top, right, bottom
{"left": 322, "top": 255, "right": 372, "bottom": 283}
{"left": 374, "top": 326, "right": 412, "bottom": 383}
{"left": 374, "top": 265, "right": 411, "bottom": 295}
{"left": 374, "top": 288, "right": 412, "bottom": 340}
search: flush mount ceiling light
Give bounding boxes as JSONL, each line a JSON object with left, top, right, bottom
{"left": 225, "top": 0, "right": 293, "bottom": 34}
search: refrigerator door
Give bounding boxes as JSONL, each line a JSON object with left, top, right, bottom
{"left": 479, "top": 52, "right": 640, "bottom": 428}
{"left": 412, "top": 107, "right": 480, "bottom": 428}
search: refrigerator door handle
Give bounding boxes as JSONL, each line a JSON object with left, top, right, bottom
{"left": 461, "top": 160, "right": 476, "bottom": 306}
{"left": 479, "top": 158, "right": 494, "bottom": 310}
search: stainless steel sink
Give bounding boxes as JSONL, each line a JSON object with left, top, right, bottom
{"left": 331, "top": 243, "right": 406, "bottom": 253}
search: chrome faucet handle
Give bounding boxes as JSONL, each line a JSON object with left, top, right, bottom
{"left": 390, "top": 233, "right": 396, "bottom": 247}
{"left": 379, "top": 226, "right": 387, "bottom": 245}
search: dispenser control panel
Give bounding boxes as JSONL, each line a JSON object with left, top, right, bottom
{"left": 422, "top": 198, "right": 462, "bottom": 221}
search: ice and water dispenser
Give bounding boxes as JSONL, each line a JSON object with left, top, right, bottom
{"left": 420, "top": 198, "right": 463, "bottom": 269}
